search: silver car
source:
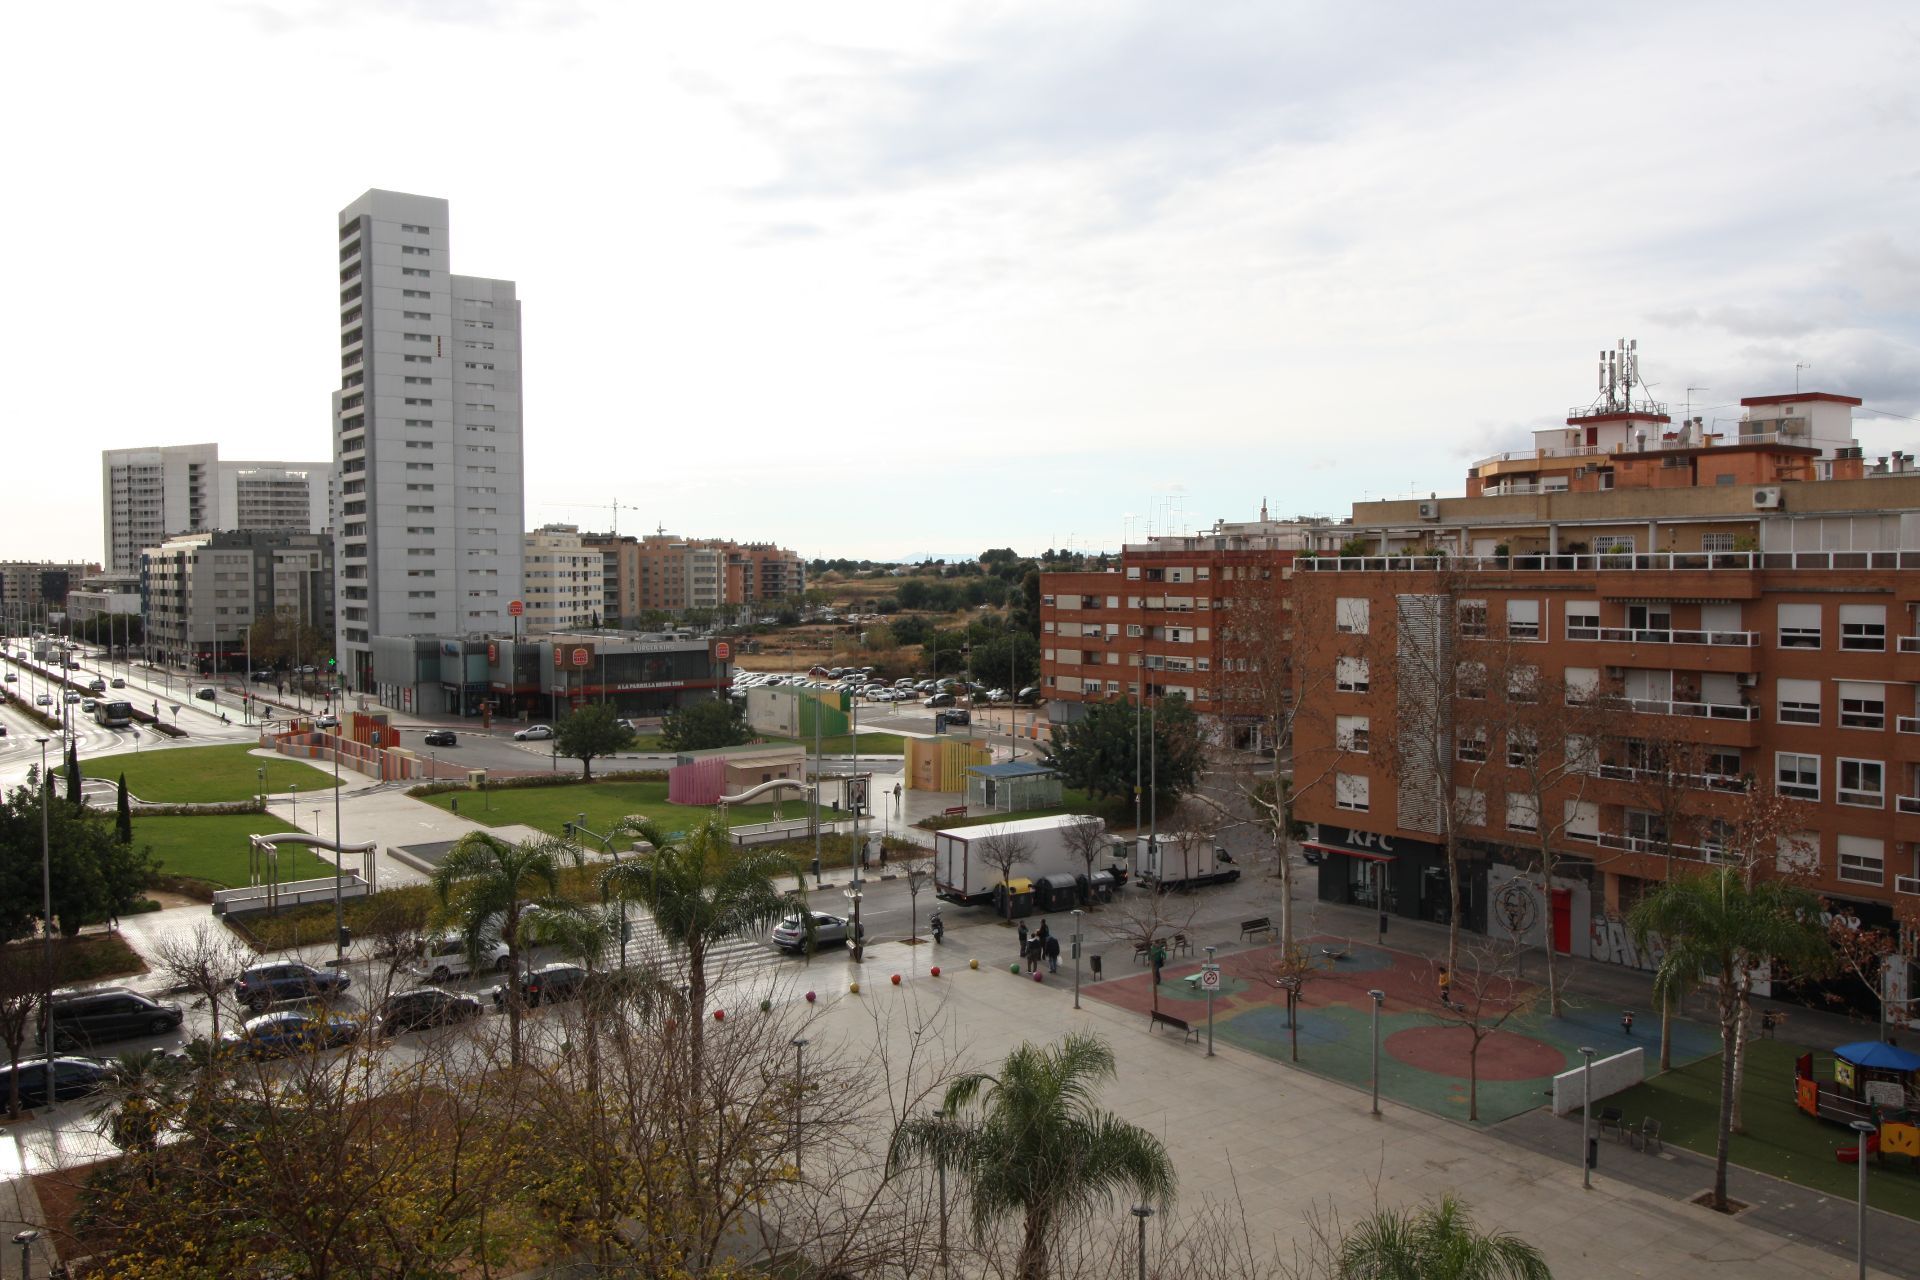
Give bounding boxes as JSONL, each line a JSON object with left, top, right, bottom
{"left": 770, "top": 911, "right": 865, "bottom": 952}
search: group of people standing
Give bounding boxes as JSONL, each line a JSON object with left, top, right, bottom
{"left": 1016, "top": 919, "right": 1062, "bottom": 974}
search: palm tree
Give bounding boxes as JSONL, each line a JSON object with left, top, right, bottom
{"left": 90, "top": 1048, "right": 190, "bottom": 1159}
{"left": 1336, "top": 1195, "right": 1550, "bottom": 1279}
{"left": 1629, "top": 867, "right": 1830, "bottom": 1211}
{"left": 430, "top": 831, "right": 584, "bottom": 1066}
{"left": 890, "top": 1032, "right": 1175, "bottom": 1280}
{"left": 600, "top": 816, "right": 796, "bottom": 1057}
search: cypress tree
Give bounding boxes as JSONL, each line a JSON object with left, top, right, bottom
{"left": 116, "top": 773, "right": 133, "bottom": 845}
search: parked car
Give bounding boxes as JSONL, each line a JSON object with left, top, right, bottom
{"left": 298, "top": 665, "right": 317, "bottom": 674}
{"left": 770, "top": 911, "right": 866, "bottom": 952}
{"left": 315, "top": 713, "right": 340, "bottom": 729}
{"left": 407, "top": 933, "right": 510, "bottom": 984}
{"left": 1015, "top": 686, "right": 1043, "bottom": 705}
{"left": 43, "top": 986, "right": 185, "bottom": 1050}
{"left": 422, "top": 729, "right": 457, "bottom": 747}
{"left": 374, "top": 987, "right": 484, "bottom": 1036}
{"left": 0, "top": 1056, "right": 111, "bottom": 1108}
{"left": 492, "top": 963, "right": 590, "bottom": 1008}
{"left": 233, "top": 961, "right": 351, "bottom": 1011}
{"left": 926, "top": 692, "right": 956, "bottom": 708}
{"left": 194, "top": 687, "right": 216, "bottom": 701}
{"left": 222, "top": 1011, "right": 360, "bottom": 1059}
{"left": 514, "top": 724, "right": 554, "bottom": 741}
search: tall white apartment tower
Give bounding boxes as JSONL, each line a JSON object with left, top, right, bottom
{"left": 332, "top": 190, "right": 526, "bottom": 693}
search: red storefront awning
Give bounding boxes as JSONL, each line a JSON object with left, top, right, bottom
{"left": 1304, "top": 841, "right": 1395, "bottom": 863}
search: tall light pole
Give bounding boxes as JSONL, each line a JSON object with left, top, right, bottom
{"left": 1368, "top": 988, "right": 1385, "bottom": 1116}
{"left": 791, "top": 1037, "right": 809, "bottom": 1173}
{"left": 1071, "top": 907, "right": 1084, "bottom": 1010}
{"left": 332, "top": 733, "right": 345, "bottom": 964}
{"left": 1580, "top": 1045, "right": 1597, "bottom": 1188}
{"left": 1853, "top": 1118, "right": 1877, "bottom": 1277}
{"left": 37, "top": 737, "right": 53, "bottom": 1077}
{"left": 1131, "top": 1205, "right": 1154, "bottom": 1280}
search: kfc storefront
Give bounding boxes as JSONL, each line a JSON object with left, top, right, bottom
{"left": 1305, "top": 824, "right": 1488, "bottom": 936}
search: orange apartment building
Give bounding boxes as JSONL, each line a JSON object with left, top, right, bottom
{"left": 1291, "top": 377, "right": 1920, "bottom": 1016}
{"left": 576, "top": 532, "right": 806, "bottom": 622}
{"left": 1038, "top": 514, "right": 1324, "bottom": 749}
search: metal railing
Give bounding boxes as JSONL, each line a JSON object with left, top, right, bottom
{"left": 1626, "top": 698, "right": 1759, "bottom": 722}
{"left": 1299, "top": 550, "right": 1920, "bottom": 573}
{"left": 1896, "top": 875, "right": 1920, "bottom": 896}
{"left": 1565, "top": 626, "right": 1758, "bottom": 647}
{"left": 1595, "top": 831, "right": 1726, "bottom": 862}
{"left": 1596, "top": 762, "right": 1750, "bottom": 792}
{"left": 1898, "top": 717, "right": 1920, "bottom": 736}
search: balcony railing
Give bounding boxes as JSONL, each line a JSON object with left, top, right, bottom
{"left": 1595, "top": 831, "right": 1726, "bottom": 862}
{"left": 1565, "top": 626, "right": 1758, "bottom": 647}
{"left": 1897, "top": 875, "right": 1920, "bottom": 896}
{"left": 1626, "top": 698, "right": 1759, "bottom": 722}
{"left": 1901, "top": 636, "right": 1920, "bottom": 654}
{"left": 1596, "top": 762, "right": 1750, "bottom": 792}
{"left": 1898, "top": 716, "right": 1920, "bottom": 735}
{"left": 1299, "top": 550, "right": 1920, "bottom": 573}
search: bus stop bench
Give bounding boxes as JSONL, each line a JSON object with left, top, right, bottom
{"left": 1149, "top": 1010, "right": 1199, "bottom": 1043}
{"left": 1239, "top": 916, "right": 1276, "bottom": 942}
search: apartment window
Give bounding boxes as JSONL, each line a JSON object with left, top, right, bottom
{"left": 1335, "top": 772, "right": 1370, "bottom": 812}
{"left": 1506, "top": 792, "right": 1539, "bottom": 833}
{"left": 405, "top": 483, "right": 435, "bottom": 492}
{"left": 405, "top": 332, "right": 431, "bottom": 342}
{"left": 405, "top": 462, "right": 433, "bottom": 471}
{"left": 1838, "top": 758, "right": 1884, "bottom": 808}
{"left": 1456, "top": 787, "right": 1487, "bottom": 827}
{"left": 404, "top": 398, "right": 432, "bottom": 406}
{"left": 404, "top": 354, "right": 431, "bottom": 364}
{"left": 1507, "top": 664, "right": 1539, "bottom": 703}
{"left": 1506, "top": 599, "right": 1541, "bottom": 641}
{"left": 1838, "top": 835, "right": 1884, "bottom": 886}
{"left": 1336, "top": 715, "right": 1370, "bottom": 754}
{"left": 405, "top": 440, "right": 433, "bottom": 449}
{"left": 1840, "top": 605, "right": 1887, "bottom": 652}
{"left": 402, "top": 267, "right": 431, "bottom": 277}
{"left": 1335, "top": 657, "right": 1369, "bottom": 693}
{"left": 401, "top": 245, "right": 430, "bottom": 255}
{"left": 1839, "top": 682, "right": 1886, "bottom": 730}
{"left": 1506, "top": 729, "right": 1537, "bottom": 769}
{"left": 1565, "top": 666, "right": 1599, "bottom": 704}
{"left": 1336, "top": 598, "right": 1370, "bottom": 634}
{"left": 1564, "top": 733, "right": 1598, "bottom": 775}
{"left": 403, "top": 310, "right": 431, "bottom": 320}
{"left": 464, "top": 320, "right": 495, "bottom": 330}
{"left": 1564, "top": 799, "right": 1599, "bottom": 843}
{"left": 1776, "top": 678, "right": 1821, "bottom": 725}
{"left": 1700, "top": 533, "right": 1737, "bottom": 553}
{"left": 1778, "top": 602, "right": 1821, "bottom": 648}
{"left": 405, "top": 526, "right": 436, "bottom": 535}
{"left": 1458, "top": 598, "right": 1487, "bottom": 637}
{"left": 1457, "top": 727, "right": 1489, "bottom": 763}
{"left": 1776, "top": 752, "right": 1819, "bottom": 800}
{"left": 403, "top": 288, "right": 430, "bottom": 298}
{"left": 404, "top": 376, "right": 432, "bottom": 385}
{"left": 400, "top": 222, "right": 431, "bottom": 233}
{"left": 1456, "top": 660, "right": 1487, "bottom": 699}
{"left": 1565, "top": 601, "right": 1600, "bottom": 637}
{"left": 1776, "top": 831, "right": 1819, "bottom": 875}
{"left": 464, "top": 339, "right": 495, "bottom": 350}
{"left": 463, "top": 361, "right": 495, "bottom": 371}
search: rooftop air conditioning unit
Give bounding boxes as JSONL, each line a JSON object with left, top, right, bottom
{"left": 1417, "top": 501, "right": 1441, "bottom": 521}
{"left": 1752, "top": 487, "right": 1784, "bottom": 510}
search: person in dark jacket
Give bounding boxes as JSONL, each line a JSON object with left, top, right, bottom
{"left": 1043, "top": 932, "right": 1061, "bottom": 973}
{"left": 1026, "top": 935, "right": 1044, "bottom": 974}
{"left": 1017, "top": 921, "right": 1030, "bottom": 958}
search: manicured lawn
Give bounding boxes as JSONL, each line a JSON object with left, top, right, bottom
{"left": 68, "top": 744, "right": 339, "bottom": 804}
{"left": 137, "top": 813, "right": 305, "bottom": 889}
{"left": 418, "top": 779, "right": 786, "bottom": 839}
{"left": 762, "top": 733, "right": 909, "bottom": 756}
{"left": 1610, "top": 1038, "right": 1920, "bottom": 1218}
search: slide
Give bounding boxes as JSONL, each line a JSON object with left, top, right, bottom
{"left": 718, "top": 778, "right": 815, "bottom": 806}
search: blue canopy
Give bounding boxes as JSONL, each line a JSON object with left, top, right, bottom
{"left": 1834, "top": 1041, "right": 1920, "bottom": 1072}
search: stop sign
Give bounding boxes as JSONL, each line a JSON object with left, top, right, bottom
{"left": 508, "top": 600, "right": 525, "bottom": 617}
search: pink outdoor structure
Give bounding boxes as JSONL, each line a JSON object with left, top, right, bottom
{"left": 668, "top": 755, "right": 728, "bottom": 805}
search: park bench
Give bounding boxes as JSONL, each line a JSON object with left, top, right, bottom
{"left": 1630, "top": 1117, "right": 1662, "bottom": 1154}
{"left": 1149, "top": 1010, "right": 1199, "bottom": 1043}
{"left": 1239, "top": 916, "right": 1276, "bottom": 943}
{"left": 1599, "top": 1107, "right": 1626, "bottom": 1142}
{"left": 1169, "top": 932, "right": 1193, "bottom": 956}
{"left": 942, "top": 805, "right": 967, "bottom": 818}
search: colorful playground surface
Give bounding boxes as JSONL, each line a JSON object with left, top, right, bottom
{"left": 1086, "top": 936, "right": 1720, "bottom": 1124}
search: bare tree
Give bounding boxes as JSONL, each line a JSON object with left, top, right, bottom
{"left": 150, "top": 922, "right": 252, "bottom": 1050}
{"left": 0, "top": 944, "right": 42, "bottom": 1120}
{"left": 1059, "top": 816, "right": 1112, "bottom": 906}
{"left": 975, "top": 826, "right": 1035, "bottom": 922}
{"left": 1265, "top": 943, "right": 1322, "bottom": 1063}
{"left": 1427, "top": 936, "right": 1540, "bottom": 1121}
{"left": 903, "top": 856, "right": 933, "bottom": 942}
{"left": 1101, "top": 888, "right": 1197, "bottom": 1013}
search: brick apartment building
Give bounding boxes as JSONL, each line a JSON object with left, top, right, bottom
{"left": 576, "top": 533, "right": 805, "bottom": 623}
{"left": 1291, "top": 380, "right": 1920, "bottom": 1017}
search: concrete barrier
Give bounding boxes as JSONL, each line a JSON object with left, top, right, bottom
{"left": 1551, "top": 1046, "right": 1643, "bottom": 1115}
{"left": 212, "top": 873, "right": 370, "bottom": 916}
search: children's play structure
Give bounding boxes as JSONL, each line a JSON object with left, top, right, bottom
{"left": 1794, "top": 1041, "right": 1920, "bottom": 1163}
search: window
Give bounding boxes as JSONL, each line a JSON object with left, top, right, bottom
{"left": 1565, "top": 799, "right": 1599, "bottom": 843}
{"left": 1506, "top": 599, "right": 1541, "bottom": 641}
{"left": 1776, "top": 752, "right": 1819, "bottom": 800}
{"left": 1336, "top": 598, "right": 1370, "bottom": 634}
{"left": 1776, "top": 831, "right": 1819, "bottom": 875}
{"left": 1838, "top": 758, "right": 1884, "bottom": 808}
{"left": 1455, "top": 787, "right": 1487, "bottom": 827}
{"left": 1565, "top": 734, "right": 1598, "bottom": 775}
{"left": 400, "top": 222, "right": 431, "bottom": 233}
{"left": 402, "top": 267, "right": 431, "bottom": 277}
{"left": 1506, "top": 792, "right": 1539, "bottom": 833}
{"left": 1335, "top": 772, "right": 1370, "bottom": 812}
{"left": 1565, "top": 666, "right": 1599, "bottom": 704}
{"left": 1458, "top": 599, "right": 1487, "bottom": 637}
{"left": 405, "top": 332, "right": 432, "bottom": 342}
{"left": 403, "top": 288, "right": 430, "bottom": 298}
{"left": 1506, "top": 729, "right": 1537, "bottom": 769}
{"left": 1457, "top": 660, "right": 1487, "bottom": 699}
{"left": 1457, "top": 727, "right": 1489, "bottom": 763}
{"left": 1336, "top": 657, "right": 1369, "bottom": 693}
{"left": 1507, "top": 664, "right": 1539, "bottom": 703}
{"left": 403, "top": 354, "right": 431, "bottom": 364}
{"left": 403, "top": 310, "right": 431, "bottom": 320}
{"left": 1337, "top": 715, "right": 1370, "bottom": 754}
{"left": 1838, "top": 835, "right": 1884, "bottom": 885}
{"left": 1700, "top": 533, "right": 1737, "bottom": 553}
{"left": 1778, "top": 602, "right": 1821, "bottom": 648}
{"left": 401, "top": 245, "right": 430, "bottom": 255}
{"left": 1776, "top": 678, "right": 1821, "bottom": 725}
{"left": 404, "top": 397, "right": 432, "bottom": 406}
{"left": 404, "top": 376, "right": 432, "bottom": 385}
{"left": 1565, "top": 601, "right": 1599, "bottom": 638}
{"left": 1841, "top": 605, "right": 1887, "bottom": 652}
{"left": 1839, "top": 681, "right": 1886, "bottom": 730}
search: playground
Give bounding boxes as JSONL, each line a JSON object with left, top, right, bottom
{"left": 1086, "top": 936, "right": 1719, "bottom": 1124}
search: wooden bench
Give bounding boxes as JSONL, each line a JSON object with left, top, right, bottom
{"left": 942, "top": 805, "right": 968, "bottom": 818}
{"left": 1149, "top": 1010, "right": 1199, "bottom": 1043}
{"left": 1170, "top": 932, "right": 1193, "bottom": 957}
{"left": 1239, "top": 916, "right": 1276, "bottom": 942}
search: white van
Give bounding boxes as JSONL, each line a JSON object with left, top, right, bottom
{"left": 407, "top": 934, "right": 511, "bottom": 983}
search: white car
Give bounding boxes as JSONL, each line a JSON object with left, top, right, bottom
{"left": 407, "top": 934, "right": 512, "bottom": 983}
{"left": 316, "top": 713, "right": 340, "bottom": 729}
{"left": 514, "top": 724, "right": 554, "bottom": 741}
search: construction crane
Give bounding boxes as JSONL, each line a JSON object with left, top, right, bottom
{"left": 539, "top": 498, "right": 631, "bottom": 534}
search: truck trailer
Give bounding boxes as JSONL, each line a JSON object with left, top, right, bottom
{"left": 1128, "top": 832, "right": 1241, "bottom": 891}
{"left": 934, "top": 814, "right": 1125, "bottom": 909}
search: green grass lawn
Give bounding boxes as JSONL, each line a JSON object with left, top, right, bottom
{"left": 762, "top": 733, "right": 909, "bottom": 756}
{"left": 68, "top": 743, "right": 340, "bottom": 804}
{"left": 1610, "top": 1038, "right": 1920, "bottom": 1218}
{"left": 136, "top": 813, "right": 305, "bottom": 889}
{"left": 419, "top": 779, "right": 787, "bottom": 840}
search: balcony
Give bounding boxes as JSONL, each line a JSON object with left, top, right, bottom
{"left": 1595, "top": 831, "right": 1726, "bottom": 862}
{"left": 1566, "top": 626, "right": 1757, "bottom": 648}
{"left": 1627, "top": 698, "right": 1757, "bottom": 722}
{"left": 1299, "top": 550, "right": 1920, "bottom": 574}
{"left": 1596, "top": 762, "right": 1749, "bottom": 793}
{"left": 1899, "top": 717, "right": 1920, "bottom": 735}
{"left": 1897, "top": 875, "right": 1920, "bottom": 896}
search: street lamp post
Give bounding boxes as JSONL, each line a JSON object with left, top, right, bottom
{"left": 1580, "top": 1046, "right": 1597, "bottom": 1188}
{"left": 36, "top": 738, "right": 53, "bottom": 1078}
{"left": 332, "top": 734, "right": 345, "bottom": 964}
{"left": 1854, "top": 1118, "right": 1877, "bottom": 1277}
{"left": 1131, "top": 1205, "right": 1154, "bottom": 1280}
{"left": 1071, "top": 907, "right": 1084, "bottom": 1010}
{"left": 791, "top": 1037, "right": 809, "bottom": 1173}
{"left": 1368, "top": 988, "right": 1386, "bottom": 1116}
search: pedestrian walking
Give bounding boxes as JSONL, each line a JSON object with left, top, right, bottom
{"left": 1037, "top": 918, "right": 1051, "bottom": 946}
{"left": 1026, "top": 936, "right": 1044, "bottom": 974}
{"left": 1044, "top": 932, "right": 1061, "bottom": 973}
{"left": 1150, "top": 942, "right": 1167, "bottom": 987}
{"left": 1018, "top": 921, "right": 1030, "bottom": 958}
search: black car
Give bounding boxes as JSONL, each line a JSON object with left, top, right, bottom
{"left": 194, "top": 687, "right": 217, "bottom": 701}
{"left": 43, "top": 986, "right": 185, "bottom": 1050}
{"left": 221, "top": 1011, "right": 361, "bottom": 1059}
{"left": 926, "top": 692, "right": 956, "bottom": 708}
{"left": 375, "top": 987, "right": 483, "bottom": 1036}
{"left": 1015, "top": 686, "right": 1043, "bottom": 705}
{"left": 492, "top": 963, "right": 589, "bottom": 1008}
{"left": 0, "top": 1056, "right": 110, "bottom": 1108}
{"left": 234, "top": 961, "right": 351, "bottom": 1011}
{"left": 942, "top": 707, "right": 970, "bottom": 725}
{"left": 422, "top": 729, "right": 457, "bottom": 747}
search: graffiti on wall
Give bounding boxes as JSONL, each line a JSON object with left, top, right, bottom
{"left": 1589, "top": 909, "right": 1666, "bottom": 972}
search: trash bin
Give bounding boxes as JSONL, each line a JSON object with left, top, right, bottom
{"left": 1089, "top": 954, "right": 1103, "bottom": 978}
{"left": 933, "top": 712, "right": 948, "bottom": 734}
{"left": 994, "top": 877, "right": 1036, "bottom": 919}
{"left": 1035, "top": 873, "right": 1079, "bottom": 912}
{"left": 1088, "top": 870, "right": 1118, "bottom": 903}
{"left": 337, "top": 926, "right": 353, "bottom": 950}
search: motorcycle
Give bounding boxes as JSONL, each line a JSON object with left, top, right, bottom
{"left": 929, "top": 909, "right": 945, "bottom": 944}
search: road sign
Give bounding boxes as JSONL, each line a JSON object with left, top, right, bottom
{"left": 1198, "top": 964, "right": 1222, "bottom": 992}
{"left": 508, "top": 600, "right": 525, "bottom": 617}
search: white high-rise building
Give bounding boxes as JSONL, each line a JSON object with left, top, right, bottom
{"left": 522, "top": 524, "right": 601, "bottom": 633}
{"left": 332, "top": 190, "right": 526, "bottom": 692}
{"left": 102, "top": 445, "right": 333, "bottom": 575}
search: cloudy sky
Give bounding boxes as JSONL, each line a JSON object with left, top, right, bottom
{"left": 7, "top": 1, "right": 1919, "bottom": 563}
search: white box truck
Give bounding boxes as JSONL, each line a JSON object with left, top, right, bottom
{"left": 1130, "top": 832, "right": 1241, "bottom": 891}
{"left": 934, "top": 814, "right": 1123, "bottom": 908}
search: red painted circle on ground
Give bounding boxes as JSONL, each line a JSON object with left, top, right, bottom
{"left": 1385, "top": 1025, "right": 1564, "bottom": 1081}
